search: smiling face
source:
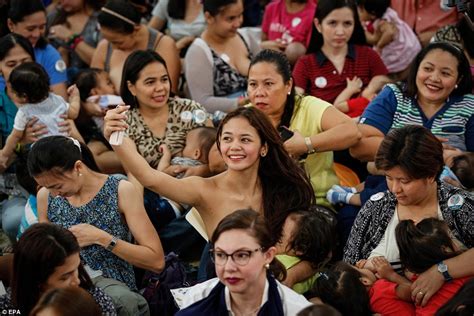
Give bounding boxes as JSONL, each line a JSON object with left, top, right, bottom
{"left": 385, "top": 166, "right": 434, "bottom": 206}
{"left": 206, "top": 0, "right": 244, "bottom": 38}
{"left": 315, "top": 7, "right": 355, "bottom": 50}
{"left": 218, "top": 117, "right": 267, "bottom": 172}
{"left": 248, "top": 62, "right": 292, "bottom": 121}
{"left": 42, "top": 252, "right": 81, "bottom": 292}
{"left": 127, "top": 61, "right": 170, "bottom": 110}
{"left": 0, "top": 45, "right": 34, "bottom": 82}
{"left": 416, "top": 49, "right": 460, "bottom": 107}
{"left": 8, "top": 11, "right": 47, "bottom": 48}
{"left": 214, "top": 229, "right": 274, "bottom": 295}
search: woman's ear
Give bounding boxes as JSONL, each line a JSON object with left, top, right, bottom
{"left": 204, "top": 12, "right": 214, "bottom": 24}
{"left": 74, "top": 160, "right": 84, "bottom": 174}
{"left": 314, "top": 18, "right": 321, "bottom": 33}
{"left": 127, "top": 80, "right": 136, "bottom": 96}
{"left": 7, "top": 19, "right": 15, "bottom": 32}
{"left": 264, "top": 246, "right": 277, "bottom": 264}
{"left": 286, "top": 78, "right": 293, "bottom": 95}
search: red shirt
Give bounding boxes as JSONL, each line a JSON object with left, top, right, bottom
{"left": 370, "top": 279, "right": 415, "bottom": 316}
{"left": 347, "top": 96, "right": 370, "bottom": 118}
{"left": 293, "top": 45, "right": 388, "bottom": 104}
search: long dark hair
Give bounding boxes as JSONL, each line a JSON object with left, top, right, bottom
{"left": 210, "top": 209, "right": 286, "bottom": 281}
{"left": 313, "top": 261, "right": 372, "bottom": 316}
{"left": 401, "top": 42, "right": 472, "bottom": 98}
{"left": 168, "top": 0, "right": 186, "bottom": 19}
{"left": 11, "top": 223, "right": 94, "bottom": 315}
{"left": 396, "top": 218, "right": 461, "bottom": 274}
{"left": 307, "top": 0, "right": 366, "bottom": 54}
{"left": 216, "top": 107, "right": 315, "bottom": 242}
{"left": 0, "top": 33, "right": 35, "bottom": 62}
{"left": 249, "top": 49, "right": 296, "bottom": 128}
{"left": 27, "top": 136, "right": 100, "bottom": 177}
{"left": 120, "top": 49, "right": 171, "bottom": 108}
{"left": 8, "top": 0, "right": 48, "bottom": 48}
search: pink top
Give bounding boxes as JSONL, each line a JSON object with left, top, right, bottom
{"left": 261, "top": 0, "right": 317, "bottom": 47}
{"left": 375, "top": 7, "right": 422, "bottom": 73}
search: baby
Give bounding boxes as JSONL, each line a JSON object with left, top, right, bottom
{"left": 0, "top": 62, "right": 79, "bottom": 168}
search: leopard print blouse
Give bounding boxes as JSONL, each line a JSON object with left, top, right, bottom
{"left": 125, "top": 97, "right": 206, "bottom": 168}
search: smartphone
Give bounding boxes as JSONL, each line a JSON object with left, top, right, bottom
{"left": 278, "top": 126, "right": 294, "bottom": 142}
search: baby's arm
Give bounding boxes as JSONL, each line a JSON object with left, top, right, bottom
{"left": 334, "top": 77, "right": 363, "bottom": 110}
{"left": 66, "top": 85, "right": 80, "bottom": 120}
{"left": 376, "top": 21, "right": 397, "bottom": 51}
{"left": 372, "top": 257, "right": 412, "bottom": 302}
{"left": 0, "top": 129, "right": 24, "bottom": 168}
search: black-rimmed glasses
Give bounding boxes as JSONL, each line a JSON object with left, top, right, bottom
{"left": 209, "top": 247, "right": 263, "bottom": 266}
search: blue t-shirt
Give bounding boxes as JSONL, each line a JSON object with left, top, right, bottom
{"left": 0, "top": 44, "right": 67, "bottom": 91}
{"left": 359, "top": 84, "right": 474, "bottom": 152}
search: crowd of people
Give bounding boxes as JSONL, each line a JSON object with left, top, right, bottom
{"left": 0, "top": 0, "right": 473, "bottom": 315}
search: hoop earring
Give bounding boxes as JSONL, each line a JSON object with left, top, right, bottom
{"left": 260, "top": 151, "right": 267, "bottom": 157}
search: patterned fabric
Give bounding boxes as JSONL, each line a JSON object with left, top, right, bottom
{"left": 0, "top": 286, "right": 117, "bottom": 315}
{"left": 343, "top": 182, "right": 474, "bottom": 264}
{"left": 47, "top": 175, "right": 137, "bottom": 291}
{"left": 211, "top": 34, "right": 252, "bottom": 97}
{"left": 432, "top": 24, "right": 462, "bottom": 48}
{"left": 125, "top": 97, "right": 206, "bottom": 168}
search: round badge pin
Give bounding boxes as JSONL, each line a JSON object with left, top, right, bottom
{"left": 292, "top": 17, "right": 302, "bottom": 27}
{"left": 447, "top": 194, "right": 464, "bottom": 210}
{"left": 370, "top": 192, "right": 385, "bottom": 201}
{"left": 315, "top": 76, "right": 327, "bottom": 88}
{"left": 55, "top": 60, "right": 67, "bottom": 73}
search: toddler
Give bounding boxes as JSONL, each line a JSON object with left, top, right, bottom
{"left": 276, "top": 207, "right": 336, "bottom": 294}
{"left": 0, "top": 62, "right": 79, "bottom": 168}
{"left": 357, "top": 0, "right": 421, "bottom": 77}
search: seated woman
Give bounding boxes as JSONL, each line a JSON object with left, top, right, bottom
{"left": 344, "top": 125, "right": 474, "bottom": 305}
{"left": 172, "top": 209, "right": 313, "bottom": 315}
{"left": 148, "top": 0, "right": 206, "bottom": 57}
{"left": 0, "top": 223, "right": 115, "bottom": 315}
{"left": 184, "top": 0, "right": 260, "bottom": 113}
{"left": 28, "top": 136, "right": 164, "bottom": 315}
{"left": 5, "top": 0, "right": 68, "bottom": 98}
{"left": 47, "top": 0, "right": 103, "bottom": 79}
{"left": 91, "top": 0, "right": 180, "bottom": 94}
{"left": 247, "top": 49, "right": 361, "bottom": 208}
{"left": 292, "top": 0, "right": 388, "bottom": 105}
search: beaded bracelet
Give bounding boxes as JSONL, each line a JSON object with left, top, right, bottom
{"left": 67, "top": 34, "right": 84, "bottom": 50}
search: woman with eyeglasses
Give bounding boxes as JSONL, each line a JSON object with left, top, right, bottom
{"left": 172, "top": 209, "right": 312, "bottom": 316}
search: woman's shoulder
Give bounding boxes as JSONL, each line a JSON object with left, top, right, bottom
{"left": 276, "top": 280, "right": 312, "bottom": 313}
{"left": 171, "top": 278, "right": 220, "bottom": 310}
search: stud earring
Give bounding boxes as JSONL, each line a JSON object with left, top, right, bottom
{"left": 455, "top": 84, "right": 458, "bottom": 89}
{"left": 287, "top": 91, "right": 291, "bottom": 95}
{"left": 261, "top": 151, "right": 267, "bottom": 157}
{"left": 265, "top": 263, "right": 270, "bottom": 269}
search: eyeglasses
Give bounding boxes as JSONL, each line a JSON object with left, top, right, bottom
{"left": 209, "top": 247, "right": 263, "bottom": 266}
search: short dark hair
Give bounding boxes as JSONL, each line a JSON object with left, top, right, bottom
{"left": 210, "top": 209, "right": 286, "bottom": 281}
{"left": 203, "top": 0, "right": 240, "bottom": 16}
{"left": 286, "top": 207, "right": 336, "bottom": 269}
{"left": 28, "top": 136, "right": 100, "bottom": 177}
{"left": 120, "top": 49, "right": 170, "bottom": 108}
{"left": 375, "top": 125, "right": 444, "bottom": 180}
{"left": 192, "top": 126, "right": 217, "bottom": 161}
{"left": 0, "top": 33, "right": 35, "bottom": 62}
{"left": 436, "top": 278, "right": 474, "bottom": 316}
{"left": 356, "top": 0, "right": 390, "bottom": 18}
{"left": 8, "top": 0, "right": 48, "bottom": 48}
{"left": 313, "top": 261, "right": 372, "bottom": 316}
{"left": 98, "top": 0, "right": 141, "bottom": 34}
{"left": 75, "top": 68, "right": 103, "bottom": 102}
{"left": 402, "top": 42, "right": 472, "bottom": 98}
{"left": 451, "top": 153, "right": 474, "bottom": 190}
{"left": 30, "top": 287, "right": 101, "bottom": 316}
{"left": 9, "top": 62, "right": 49, "bottom": 103}
{"left": 216, "top": 107, "right": 315, "bottom": 242}
{"left": 297, "top": 304, "right": 342, "bottom": 316}
{"left": 15, "top": 150, "right": 38, "bottom": 195}
{"left": 396, "top": 218, "right": 461, "bottom": 274}
{"left": 249, "top": 49, "right": 296, "bottom": 128}
{"left": 11, "top": 223, "right": 93, "bottom": 315}
{"left": 307, "top": 0, "right": 367, "bottom": 54}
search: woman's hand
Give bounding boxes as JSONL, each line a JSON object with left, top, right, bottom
{"left": 22, "top": 117, "right": 48, "bottom": 144}
{"left": 69, "top": 223, "right": 109, "bottom": 247}
{"left": 48, "top": 24, "right": 73, "bottom": 42}
{"left": 103, "top": 105, "right": 130, "bottom": 140}
{"left": 57, "top": 114, "right": 72, "bottom": 136}
{"left": 411, "top": 264, "right": 444, "bottom": 306}
{"left": 283, "top": 130, "right": 307, "bottom": 157}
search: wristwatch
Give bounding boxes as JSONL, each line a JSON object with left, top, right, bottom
{"left": 106, "top": 236, "right": 118, "bottom": 251}
{"left": 437, "top": 261, "right": 453, "bottom": 282}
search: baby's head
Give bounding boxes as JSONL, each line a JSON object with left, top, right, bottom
{"left": 396, "top": 218, "right": 460, "bottom": 274}
{"left": 451, "top": 152, "right": 474, "bottom": 190}
{"left": 313, "top": 261, "right": 372, "bottom": 316}
{"left": 356, "top": 0, "right": 390, "bottom": 22}
{"left": 75, "top": 68, "right": 115, "bottom": 102}
{"left": 277, "top": 207, "right": 336, "bottom": 269}
{"left": 182, "top": 127, "right": 217, "bottom": 164}
{"left": 9, "top": 62, "right": 49, "bottom": 105}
